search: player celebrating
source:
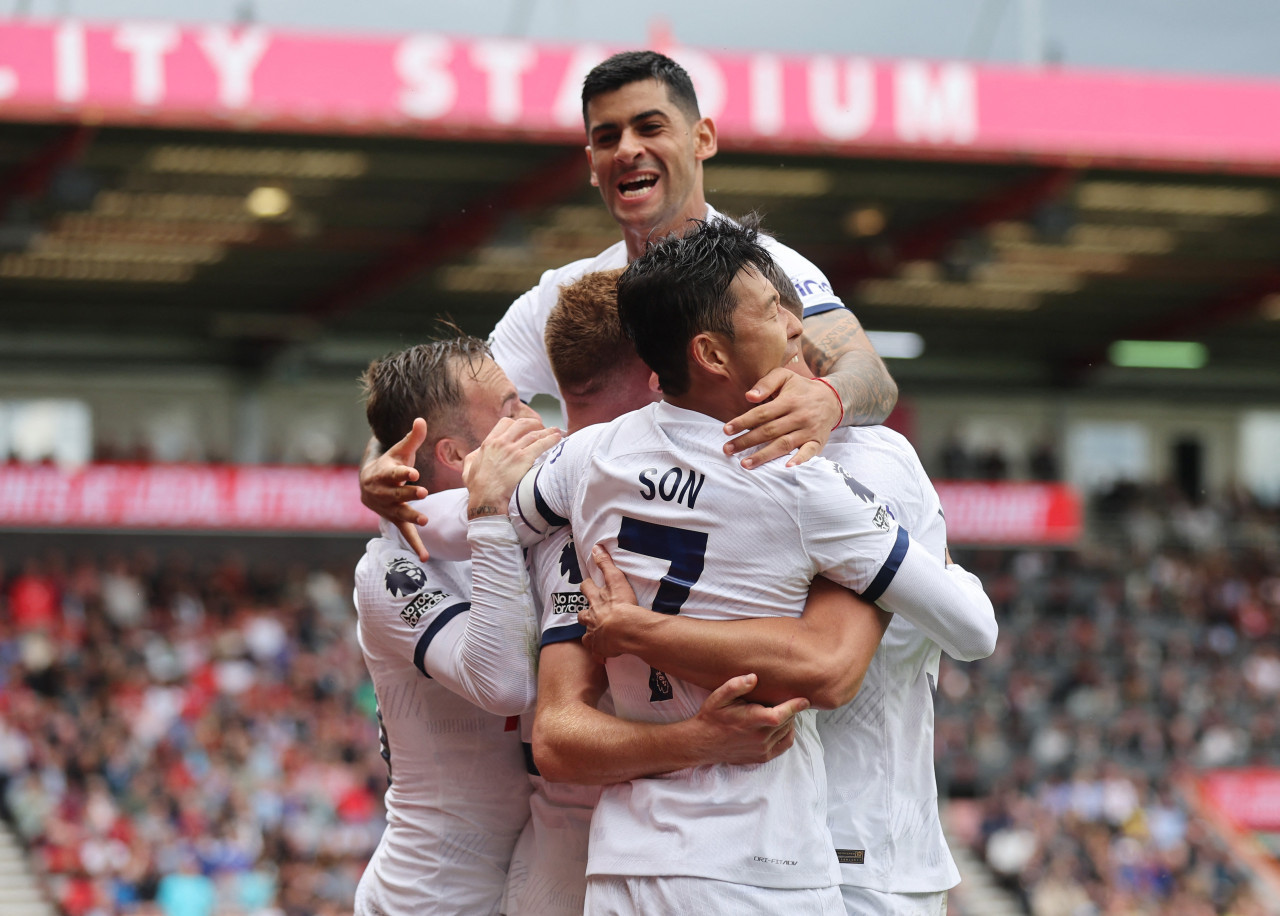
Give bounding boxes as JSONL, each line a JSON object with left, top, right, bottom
{"left": 352, "top": 339, "right": 559, "bottom": 916}
{"left": 363, "top": 50, "right": 899, "bottom": 559}
{"left": 356, "top": 332, "right": 815, "bottom": 915}
{"left": 577, "top": 264, "right": 997, "bottom": 916}
{"left": 515, "top": 220, "right": 993, "bottom": 914}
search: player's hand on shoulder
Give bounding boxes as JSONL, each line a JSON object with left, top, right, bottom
{"left": 723, "top": 369, "right": 839, "bottom": 470}
{"left": 691, "top": 674, "right": 809, "bottom": 766}
{"left": 579, "top": 545, "right": 648, "bottom": 659}
{"left": 360, "top": 418, "right": 431, "bottom": 561}
{"left": 463, "top": 416, "right": 562, "bottom": 518}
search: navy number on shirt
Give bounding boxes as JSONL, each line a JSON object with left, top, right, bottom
{"left": 617, "top": 516, "right": 709, "bottom": 700}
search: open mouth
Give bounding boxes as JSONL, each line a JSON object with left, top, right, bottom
{"left": 618, "top": 174, "right": 658, "bottom": 199}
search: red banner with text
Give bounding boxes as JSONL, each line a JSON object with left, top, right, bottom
{"left": 0, "top": 464, "right": 375, "bottom": 532}
{"left": 935, "top": 481, "right": 1082, "bottom": 546}
{"left": 3, "top": 19, "right": 1280, "bottom": 170}
{"left": 0, "top": 464, "right": 1080, "bottom": 541}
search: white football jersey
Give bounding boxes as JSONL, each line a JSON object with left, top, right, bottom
{"left": 816, "top": 427, "right": 987, "bottom": 894}
{"left": 353, "top": 520, "right": 532, "bottom": 916}
{"left": 488, "top": 204, "right": 846, "bottom": 406}
{"left": 502, "top": 526, "right": 604, "bottom": 916}
{"left": 511, "top": 401, "right": 909, "bottom": 890}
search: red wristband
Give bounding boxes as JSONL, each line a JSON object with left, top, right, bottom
{"left": 813, "top": 377, "right": 844, "bottom": 431}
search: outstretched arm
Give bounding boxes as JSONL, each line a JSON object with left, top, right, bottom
{"left": 580, "top": 545, "right": 890, "bottom": 709}
{"left": 724, "top": 309, "right": 898, "bottom": 468}
{"left": 532, "top": 639, "right": 809, "bottom": 785}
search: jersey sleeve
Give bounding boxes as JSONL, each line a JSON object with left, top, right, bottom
{"left": 419, "top": 517, "right": 540, "bottom": 715}
{"left": 765, "top": 238, "right": 847, "bottom": 319}
{"left": 410, "top": 489, "right": 471, "bottom": 562}
{"left": 489, "top": 262, "right": 591, "bottom": 404}
{"left": 354, "top": 544, "right": 474, "bottom": 685}
{"left": 877, "top": 551, "right": 998, "bottom": 662}
{"left": 798, "top": 457, "right": 997, "bottom": 662}
{"left": 528, "top": 527, "right": 588, "bottom": 649}
{"left": 509, "top": 428, "right": 599, "bottom": 546}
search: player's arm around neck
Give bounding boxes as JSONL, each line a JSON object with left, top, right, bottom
{"left": 532, "top": 641, "right": 808, "bottom": 784}
{"left": 581, "top": 546, "right": 889, "bottom": 710}
{"left": 723, "top": 310, "right": 898, "bottom": 469}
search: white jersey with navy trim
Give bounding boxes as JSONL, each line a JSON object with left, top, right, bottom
{"left": 353, "top": 521, "right": 532, "bottom": 916}
{"left": 818, "top": 426, "right": 994, "bottom": 895}
{"left": 488, "top": 204, "right": 846, "bottom": 407}
{"left": 509, "top": 401, "right": 908, "bottom": 890}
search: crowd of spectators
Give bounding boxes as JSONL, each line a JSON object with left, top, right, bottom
{"left": 938, "top": 484, "right": 1280, "bottom": 915}
{"left": 0, "top": 541, "right": 383, "bottom": 916}
{"left": 2, "top": 481, "right": 1279, "bottom": 916}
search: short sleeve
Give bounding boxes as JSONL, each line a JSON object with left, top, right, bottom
{"left": 509, "top": 426, "right": 602, "bottom": 545}
{"left": 763, "top": 237, "right": 846, "bottom": 319}
{"left": 528, "top": 528, "right": 588, "bottom": 648}
{"left": 354, "top": 547, "right": 471, "bottom": 679}
{"left": 794, "top": 458, "right": 909, "bottom": 602}
{"left": 488, "top": 270, "right": 566, "bottom": 404}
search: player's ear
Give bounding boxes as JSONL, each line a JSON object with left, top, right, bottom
{"left": 585, "top": 145, "right": 599, "bottom": 187}
{"left": 690, "top": 331, "right": 730, "bottom": 378}
{"left": 693, "top": 116, "right": 717, "bottom": 162}
{"left": 434, "top": 435, "right": 469, "bottom": 475}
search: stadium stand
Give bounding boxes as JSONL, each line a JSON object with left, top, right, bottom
{"left": 0, "top": 541, "right": 382, "bottom": 916}
{"left": 1, "top": 482, "right": 1277, "bottom": 914}
{"left": 938, "top": 485, "right": 1280, "bottom": 915}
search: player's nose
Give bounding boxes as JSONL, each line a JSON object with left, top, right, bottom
{"left": 616, "top": 128, "right": 643, "bottom": 163}
{"left": 784, "top": 306, "right": 803, "bottom": 341}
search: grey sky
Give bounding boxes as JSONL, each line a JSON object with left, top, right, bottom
{"left": 9, "top": 0, "right": 1280, "bottom": 80}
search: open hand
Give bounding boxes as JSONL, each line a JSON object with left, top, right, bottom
{"left": 691, "top": 673, "right": 809, "bottom": 765}
{"left": 722, "top": 371, "right": 841, "bottom": 469}
{"left": 579, "top": 544, "right": 648, "bottom": 659}
{"left": 360, "top": 418, "right": 431, "bottom": 560}
{"left": 462, "top": 417, "right": 562, "bottom": 517}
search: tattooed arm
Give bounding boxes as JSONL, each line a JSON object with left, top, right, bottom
{"left": 798, "top": 308, "right": 898, "bottom": 427}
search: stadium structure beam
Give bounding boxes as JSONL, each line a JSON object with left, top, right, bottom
{"left": 1056, "top": 267, "right": 1280, "bottom": 382}
{"left": 300, "top": 149, "right": 588, "bottom": 321}
{"left": 0, "top": 124, "right": 96, "bottom": 214}
{"left": 827, "top": 166, "right": 1079, "bottom": 290}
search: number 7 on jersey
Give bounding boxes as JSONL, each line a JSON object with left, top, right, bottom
{"left": 617, "top": 516, "right": 708, "bottom": 702}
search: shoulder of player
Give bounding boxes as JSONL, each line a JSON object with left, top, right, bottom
{"left": 355, "top": 543, "right": 459, "bottom": 613}
{"left": 527, "top": 526, "right": 578, "bottom": 587}
{"left": 828, "top": 425, "right": 919, "bottom": 463}
{"left": 542, "top": 245, "right": 624, "bottom": 295}
{"left": 759, "top": 233, "right": 824, "bottom": 275}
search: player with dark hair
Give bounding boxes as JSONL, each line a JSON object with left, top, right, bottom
{"left": 361, "top": 49, "right": 898, "bottom": 560}
{"left": 512, "top": 219, "right": 993, "bottom": 914}
{"left": 581, "top": 253, "right": 997, "bottom": 915}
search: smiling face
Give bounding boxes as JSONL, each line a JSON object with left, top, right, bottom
{"left": 723, "top": 266, "right": 804, "bottom": 391}
{"left": 584, "top": 78, "right": 717, "bottom": 253}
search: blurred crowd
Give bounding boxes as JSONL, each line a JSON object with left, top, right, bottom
{"left": 938, "top": 484, "right": 1280, "bottom": 915}
{"left": 1, "top": 482, "right": 1279, "bottom": 916}
{"left": 0, "top": 543, "right": 383, "bottom": 916}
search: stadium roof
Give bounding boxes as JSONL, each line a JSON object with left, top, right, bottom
{"left": 3, "top": 20, "right": 1280, "bottom": 401}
